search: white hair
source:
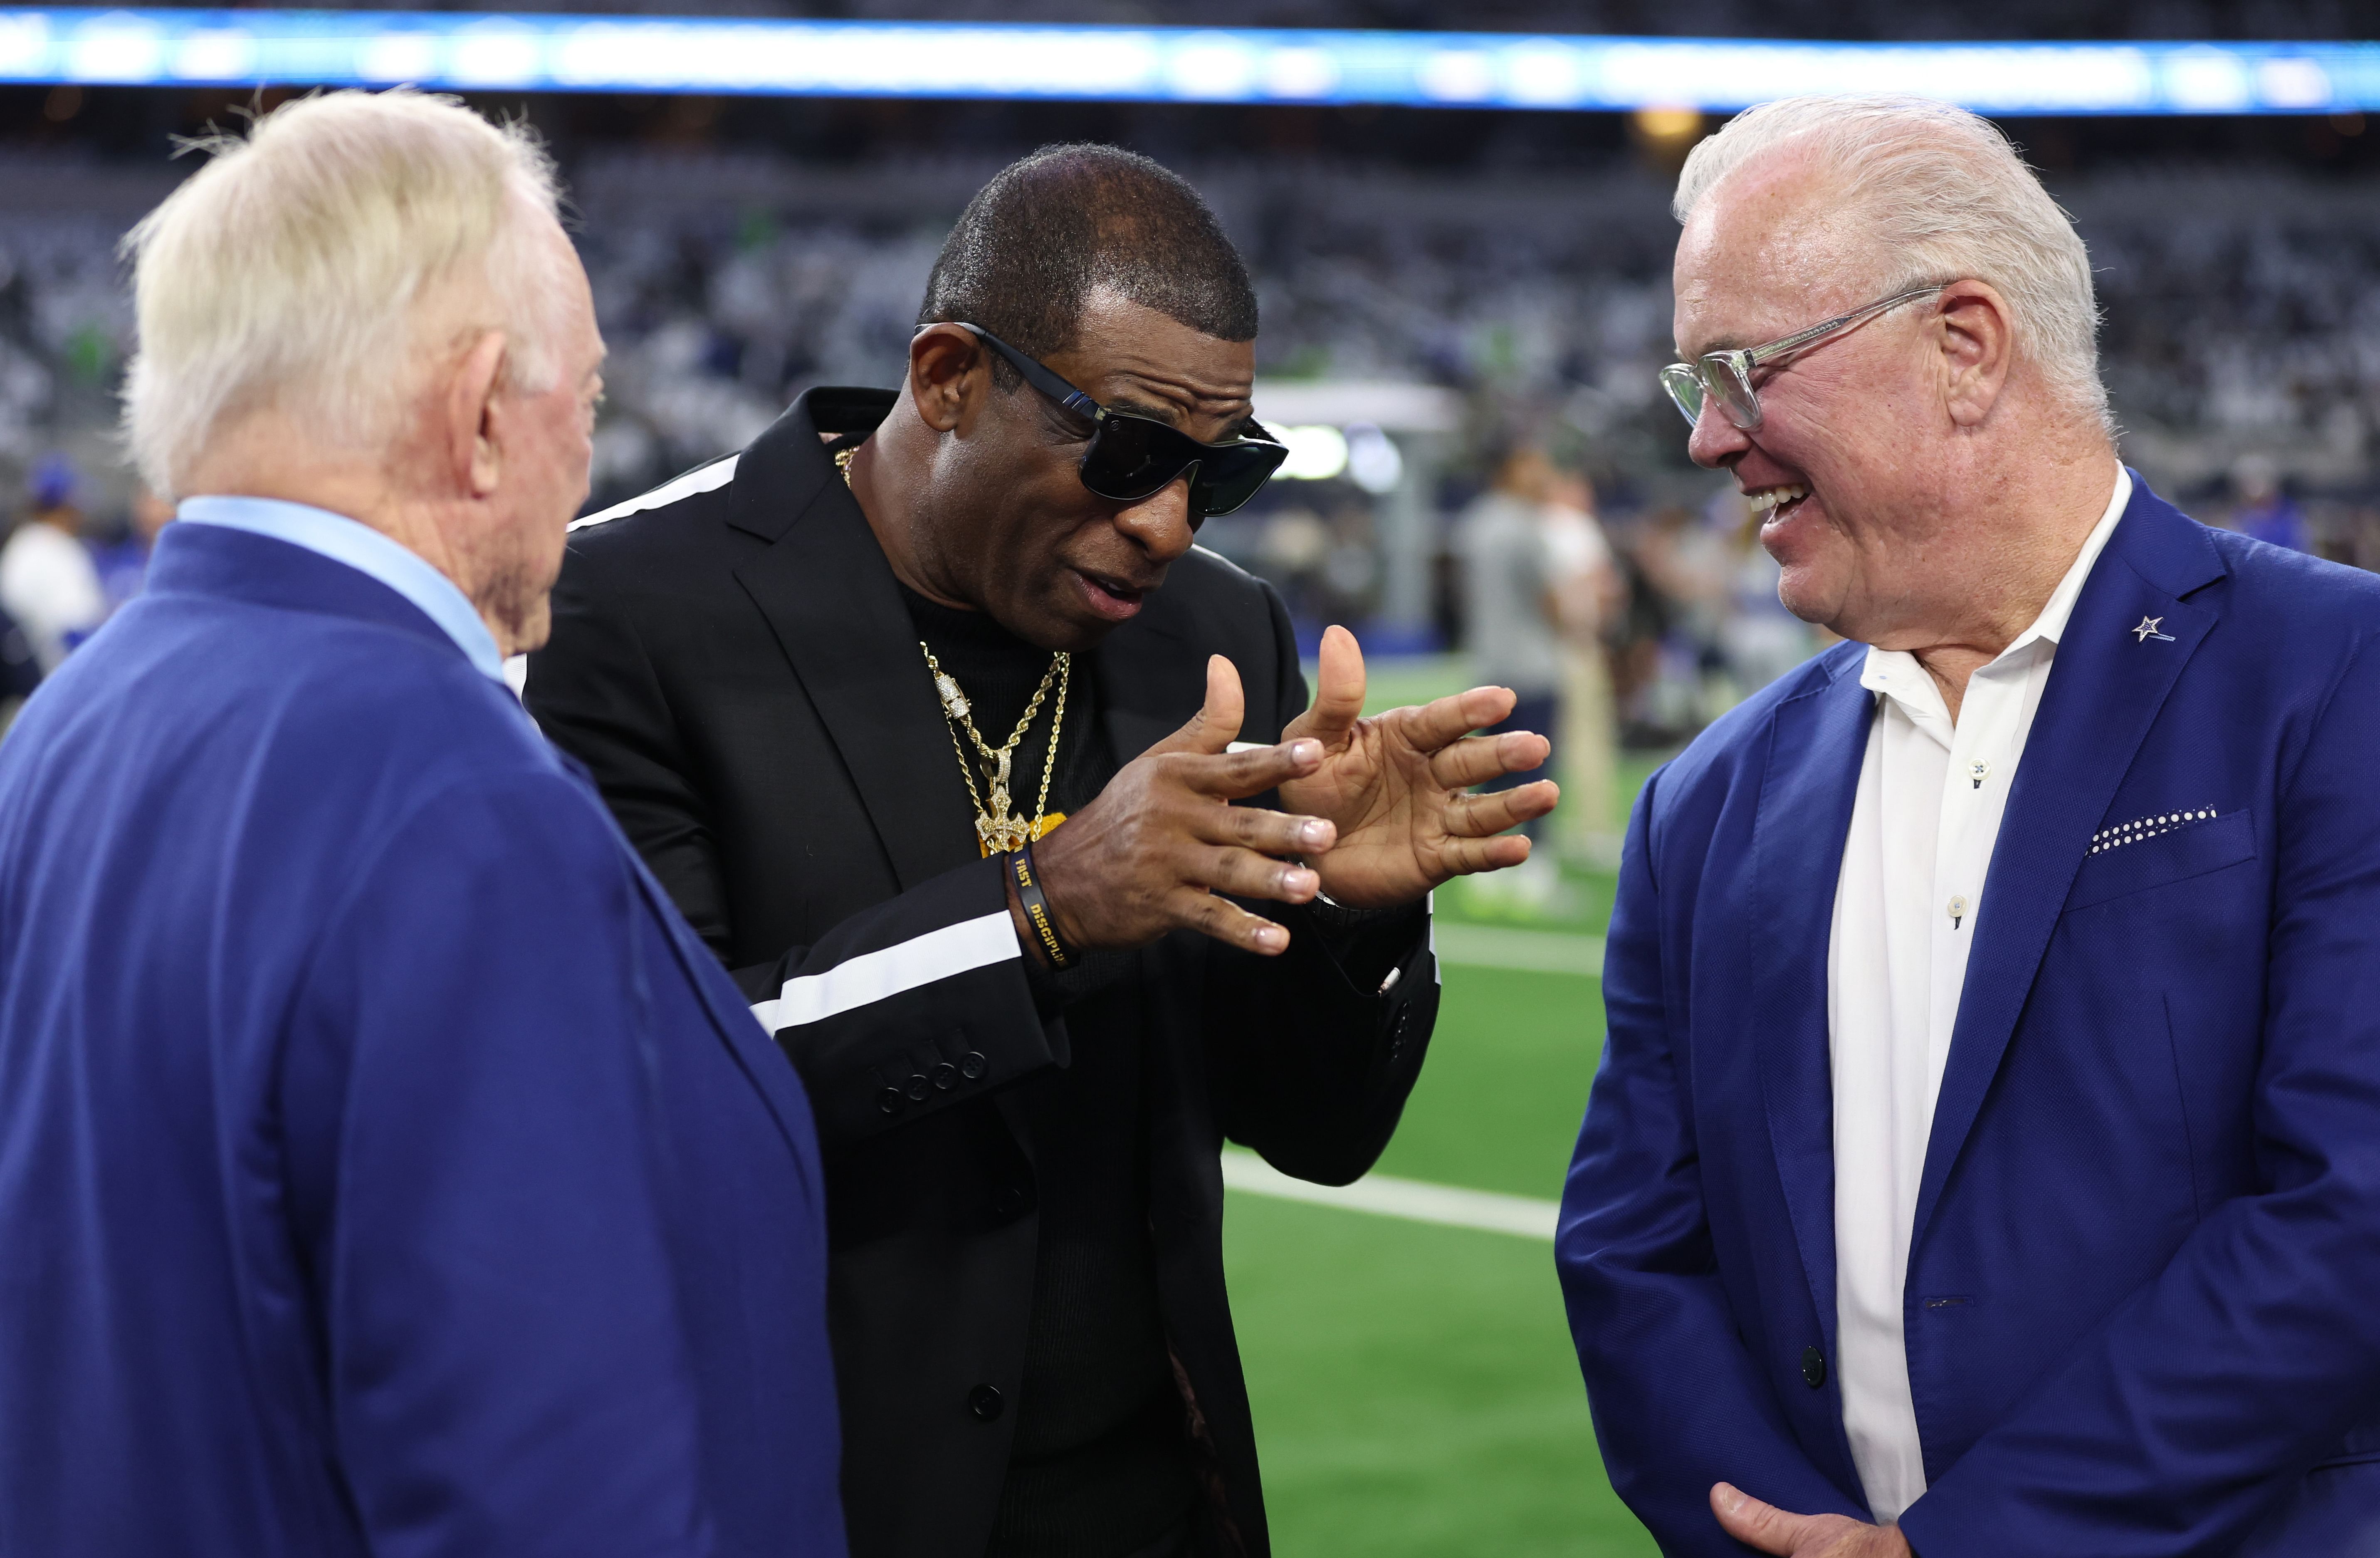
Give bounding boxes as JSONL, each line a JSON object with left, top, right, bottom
{"left": 122, "top": 89, "right": 566, "bottom": 497}
{"left": 1674, "top": 94, "right": 2111, "bottom": 435}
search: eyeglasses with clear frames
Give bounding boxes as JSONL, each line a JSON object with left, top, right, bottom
{"left": 1658, "top": 284, "right": 1947, "bottom": 433}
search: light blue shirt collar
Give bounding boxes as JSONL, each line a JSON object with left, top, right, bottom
{"left": 175, "top": 495, "right": 505, "bottom": 683}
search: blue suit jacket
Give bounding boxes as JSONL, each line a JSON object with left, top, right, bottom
{"left": 0, "top": 524, "right": 848, "bottom": 1556}
{"left": 1558, "top": 477, "right": 2380, "bottom": 1557}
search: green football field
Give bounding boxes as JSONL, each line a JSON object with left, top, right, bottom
{"left": 1223, "top": 657, "right": 1664, "bottom": 1556}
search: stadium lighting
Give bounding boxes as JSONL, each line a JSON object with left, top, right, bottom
{"left": 1276, "top": 425, "right": 1351, "bottom": 482}
{"left": 0, "top": 11, "right": 2373, "bottom": 114}
{"left": 1344, "top": 425, "right": 1405, "bottom": 494}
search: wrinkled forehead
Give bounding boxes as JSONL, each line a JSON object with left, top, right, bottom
{"left": 1671, "top": 151, "right": 1886, "bottom": 359}
{"left": 1055, "top": 287, "right": 1255, "bottom": 429}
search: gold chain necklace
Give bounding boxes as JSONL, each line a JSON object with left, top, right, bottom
{"left": 839, "top": 443, "right": 1072, "bottom": 856}
{"left": 921, "top": 643, "right": 1070, "bottom": 856}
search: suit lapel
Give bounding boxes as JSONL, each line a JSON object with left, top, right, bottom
{"left": 1912, "top": 480, "right": 2228, "bottom": 1244}
{"left": 1751, "top": 650, "right": 1876, "bottom": 1340}
{"left": 724, "top": 397, "right": 981, "bottom": 891}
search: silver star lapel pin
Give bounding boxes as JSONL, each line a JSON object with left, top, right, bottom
{"left": 2132, "top": 616, "right": 2176, "bottom": 643}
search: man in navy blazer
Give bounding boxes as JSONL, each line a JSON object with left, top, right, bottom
{"left": 1560, "top": 95, "right": 2380, "bottom": 1558}
{"left": 0, "top": 92, "right": 869, "bottom": 1555}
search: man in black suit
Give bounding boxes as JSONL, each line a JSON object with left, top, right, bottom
{"left": 525, "top": 145, "right": 1557, "bottom": 1558}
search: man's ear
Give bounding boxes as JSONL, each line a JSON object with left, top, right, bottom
{"left": 907, "top": 324, "right": 988, "bottom": 435}
{"left": 1935, "top": 280, "right": 2014, "bottom": 428}
{"left": 442, "top": 329, "right": 510, "bottom": 498}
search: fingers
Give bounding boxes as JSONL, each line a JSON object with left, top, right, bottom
{"left": 1384, "top": 682, "right": 1521, "bottom": 754}
{"left": 1204, "top": 801, "right": 1336, "bottom": 859}
{"left": 1166, "top": 809, "right": 1339, "bottom": 953}
{"left": 1187, "top": 737, "right": 1326, "bottom": 803}
{"left": 1186, "top": 843, "right": 1322, "bottom": 906}
{"left": 1709, "top": 1484, "right": 1806, "bottom": 1556}
{"left": 1285, "top": 624, "right": 1366, "bottom": 744}
{"left": 1443, "top": 781, "right": 1560, "bottom": 840}
{"left": 1427, "top": 729, "right": 1552, "bottom": 791}
{"left": 1175, "top": 889, "right": 1293, "bottom": 955}
{"left": 1434, "top": 832, "right": 1535, "bottom": 877}
{"left": 1148, "top": 655, "right": 1248, "bottom": 757}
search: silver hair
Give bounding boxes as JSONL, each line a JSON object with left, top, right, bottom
{"left": 122, "top": 89, "right": 565, "bottom": 497}
{"left": 1674, "top": 94, "right": 2112, "bottom": 436}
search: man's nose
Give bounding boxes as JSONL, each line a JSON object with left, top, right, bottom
{"left": 1685, "top": 399, "right": 1751, "bottom": 470}
{"left": 1114, "top": 474, "right": 1197, "bottom": 564}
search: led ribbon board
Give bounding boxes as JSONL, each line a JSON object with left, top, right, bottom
{"left": 0, "top": 10, "right": 2374, "bottom": 114}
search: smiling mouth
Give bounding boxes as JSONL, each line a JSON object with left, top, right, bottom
{"left": 1747, "top": 483, "right": 1810, "bottom": 522}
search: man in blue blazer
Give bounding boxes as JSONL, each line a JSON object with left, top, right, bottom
{"left": 0, "top": 92, "right": 875, "bottom": 1556}
{"left": 1560, "top": 96, "right": 2380, "bottom": 1558}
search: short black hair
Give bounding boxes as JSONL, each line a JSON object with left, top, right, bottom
{"left": 917, "top": 144, "right": 1258, "bottom": 386}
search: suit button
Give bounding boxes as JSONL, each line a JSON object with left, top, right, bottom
{"left": 992, "top": 1186, "right": 1027, "bottom": 1218}
{"left": 960, "top": 1051, "right": 989, "bottom": 1081}
{"left": 968, "top": 1384, "right": 1004, "bottom": 1421}
{"left": 875, "top": 1087, "right": 902, "bottom": 1115}
{"left": 1801, "top": 1346, "right": 1827, "bottom": 1390}
{"left": 904, "top": 1072, "right": 931, "bottom": 1101}
{"left": 932, "top": 1063, "right": 958, "bottom": 1091}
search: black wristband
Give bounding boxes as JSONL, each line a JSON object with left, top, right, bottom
{"left": 1006, "top": 841, "right": 1075, "bottom": 971}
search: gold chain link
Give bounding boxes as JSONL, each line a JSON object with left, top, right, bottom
{"left": 918, "top": 641, "right": 1068, "bottom": 853}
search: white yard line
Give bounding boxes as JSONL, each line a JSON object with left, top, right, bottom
{"left": 1213, "top": 921, "right": 1593, "bottom": 1239}
{"left": 1433, "top": 922, "right": 1605, "bottom": 977}
{"left": 1221, "top": 1148, "right": 1559, "bottom": 1241}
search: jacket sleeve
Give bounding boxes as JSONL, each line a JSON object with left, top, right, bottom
{"left": 525, "top": 545, "right": 1050, "bottom": 1155}
{"left": 1556, "top": 772, "right": 1871, "bottom": 1553}
{"left": 1204, "top": 585, "right": 1438, "bottom": 1185}
{"left": 1898, "top": 633, "right": 2380, "bottom": 1558}
{"left": 291, "top": 770, "right": 727, "bottom": 1558}
{"left": 741, "top": 853, "right": 1055, "bottom": 1150}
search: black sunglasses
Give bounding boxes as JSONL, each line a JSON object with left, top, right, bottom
{"left": 941, "top": 322, "right": 1289, "bottom": 520}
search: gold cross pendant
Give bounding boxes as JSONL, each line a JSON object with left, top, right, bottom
{"left": 976, "top": 812, "right": 1034, "bottom": 856}
{"left": 974, "top": 811, "right": 1068, "bottom": 858}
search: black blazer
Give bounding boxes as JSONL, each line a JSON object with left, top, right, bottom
{"left": 525, "top": 388, "right": 1440, "bottom": 1558}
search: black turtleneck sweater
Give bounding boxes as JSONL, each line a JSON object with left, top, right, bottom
{"left": 898, "top": 586, "right": 1197, "bottom": 1558}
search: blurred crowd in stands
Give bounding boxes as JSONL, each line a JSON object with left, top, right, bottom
{"left": 217, "top": 0, "right": 2361, "bottom": 43}
{"left": 5, "top": 149, "right": 2380, "bottom": 759}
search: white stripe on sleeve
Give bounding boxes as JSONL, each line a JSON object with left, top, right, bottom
{"left": 570, "top": 454, "right": 740, "bottom": 532}
{"left": 750, "top": 910, "right": 1020, "bottom": 1036}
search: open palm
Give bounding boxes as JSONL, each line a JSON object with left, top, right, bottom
{"left": 1277, "top": 626, "right": 1559, "bottom": 909}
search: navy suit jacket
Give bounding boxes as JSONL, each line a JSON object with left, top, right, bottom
{"left": 0, "top": 523, "right": 851, "bottom": 1556}
{"left": 1558, "top": 477, "right": 2380, "bottom": 1557}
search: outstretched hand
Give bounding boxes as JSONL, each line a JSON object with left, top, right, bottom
{"left": 1711, "top": 1484, "right": 1912, "bottom": 1558}
{"left": 1028, "top": 654, "right": 1337, "bottom": 958}
{"left": 1277, "top": 625, "right": 1559, "bottom": 909}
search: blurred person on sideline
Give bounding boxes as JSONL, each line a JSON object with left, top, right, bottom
{"left": 2227, "top": 453, "right": 2305, "bottom": 553}
{"left": 1603, "top": 504, "right": 1685, "bottom": 746}
{"left": 0, "top": 90, "right": 851, "bottom": 1557}
{"left": 1543, "top": 467, "right": 1621, "bottom": 851}
{"left": 1637, "top": 485, "right": 1740, "bottom": 723}
{"left": 88, "top": 485, "right": 176, "bottom": 612}
{"left": 526, "top": 144, "right": 1556, "bottom": 1558}
{"left": 1560, "top": 94, "right": 2380, "bottom": 1558}
{"left": 0, "top": 454, "right": 106, "bottom": 674}
{"left": 0, "top": 598, "right": 36, "bottom": 727}
{"left": 1458, "top": 443, "right": 1566, "bottom": 901}
{"left": 1712, "top": 483, "right": 1823, "bottom": 697}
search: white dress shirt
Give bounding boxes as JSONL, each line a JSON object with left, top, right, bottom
{"left": 1827, "top": 466, "right": 2130, "bottom": 1523}
{"left": 175, "top": 495, "right": 505, "bottom": 683}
